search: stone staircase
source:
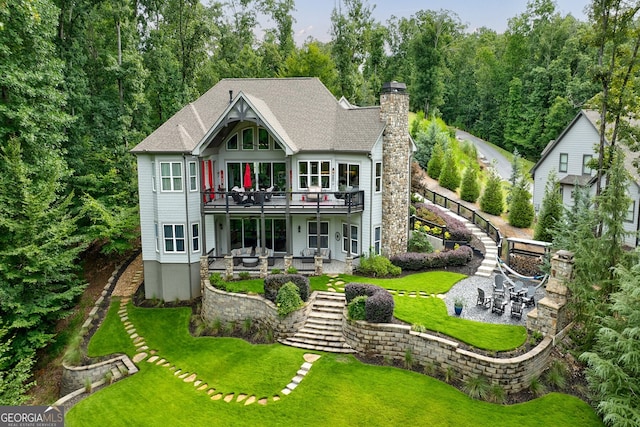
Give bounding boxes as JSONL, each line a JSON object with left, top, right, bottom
{"left": 441, "top": 211, "right": 498, "bottom": 278}
{"left": 279, "top": 291, "right": 355, "bottom": 353}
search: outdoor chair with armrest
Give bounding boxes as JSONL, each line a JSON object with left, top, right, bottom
{"left": 521, "top": 286, "right": 536, "bottom": 308}
{"left": 510, "top": 300, "right": 524, "bottom": 319}
{"left": 509, "top": 280, "right": 527, "bottom": 302}
{"left": 491, "top": 295, "right": 508, "bottom": 315}
{"left": 493, "top": 275, "right": 506, "bottom": 298}
{"left": 476, "top": 288, "right": 492, "bottom": 309}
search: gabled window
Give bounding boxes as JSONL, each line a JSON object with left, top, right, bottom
{"left": 242, "top": 128, "right": 254, "bottom": 150}
{"left": 164, "top": 224, "right": 185, "bottom": 252}
{"left": 160, "top": 162, "right": 183, "bottom": 191}
{"left": 189, "top": 162, "right": 197, "bottom": 191}
{"left": 226, "top": 134, "right": 238, "bottom": 150}
{"left": 375, "top": 162, "right": 382, "bottom": 192}
{"left": 582, "top": 154, "right": 593, "bottom": 175}
{"left": 258, "top": 128, "right": 270, "bottom": 150}
{"left": 559, "top": 153, "right": 568, "bottom": 173}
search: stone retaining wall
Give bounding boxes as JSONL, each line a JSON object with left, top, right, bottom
{"left": 60, "top": 355, "right": 137, "bottom": 396}
{"left": 201, "top": 279, "right": 314, "bottom": 338}
{"left": 342, "top": 317, "right": 553, "bottom": 393}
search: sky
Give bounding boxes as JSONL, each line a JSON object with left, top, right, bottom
{"left": 288, "top": 0, "right": 590, "bottom": 45}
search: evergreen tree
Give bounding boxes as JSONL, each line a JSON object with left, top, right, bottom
{"left": 438, "top": 148, "right": 460, "bottom": 191}
{"left": 506, "top": 147, "right": 522, "bottom": 205}
{"left": 580, "top": 259, "right": 640, "bottom": 427}
{"left": 460, "top": 165, "right": 480, "bottom": 203}
{"left": 0, "top": 329, "right": 34, "bottom": 404}
{"left": 426, "top": 140, "right": 445, "bottom": 179}
{"left": 534, "top": 171, "right": 562, "bottom": 242}
{"left": 480, "top": 168, "right": 504, "bottom": 216}
{"left": 508, "top": 177, "right": 534, "bottom": 228}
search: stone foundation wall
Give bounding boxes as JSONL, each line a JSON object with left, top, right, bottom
{"left": 343, "top": 318, "right": 553, "bottom": 393}
{"left": 61, "top": 355, "right": 137, "bottom": 396}
{"left": 201, "top": 279, "right": 314, "bottom": 337}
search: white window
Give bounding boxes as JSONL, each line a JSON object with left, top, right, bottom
{"left": 375, "top": 162, "right": 382, "bottom": 192}
{"left": 625, "top": 201, "right": 635, "bottom": 223}
{"left": 151, "top": 162, "right": 156, "bottom": 192}
{"left": 258, "top": 128, "right": 270, "bottom": 150}
{"left": 559, "top": 153, "right": 568, "bottom": 173}
{"left": 226, "top": 133, "right": 238, "bottom": 150}
{"left": 299, "top": 161, "right": 330, "bottom": 189}
{"left": 163, "top": 224, "right": 185, "bottom": 252}
{"left": 192, "top": 223, "right": 200, "bottom": 252}
{"left": 242, "top": 128, "right": 254, "bottom": 150}
{"left": 338, "top": 163, "right": 360, "bottom": 188}
{"left": 374, "top": 226, "right": 381, "bottom": 255}
{"left": 189, "top": 161, "right": 197, "bottom": 191}
{"left": 160, "top": 162, "right": 183, "bottom": 191}
{"left": 154, "top": 223, "right": 159, "bottom": 252}
{"left": 308, "top": 221, "right": 329, "bottom": 248}
{"left": 582, "top": 154, "right": 593, "bottom": 175}
{"left": 342, "top": 223, "right": 359, "bottom": 254}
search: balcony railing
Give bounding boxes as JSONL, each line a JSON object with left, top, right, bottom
{"left": 202, "top": 189, "right": 365, "bottom": 213}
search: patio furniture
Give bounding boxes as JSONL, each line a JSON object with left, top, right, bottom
{"left": 318, "top": 248, "right": 331, "bottom": 263}
{"left": 230, "top": 247, "right": 253, "bottom": 266}
{"left": 254, "top": 246, "right": 275, "bottom": 266}
{"left": 242, "top": 257, "right": 259, "bottom": 268}
{"left": 510, "top": 300, "right": 524, "bottom": 319}
{"left": 230, "top": 186, "right": 250, "bottom": 204}
{"left": 509, "top": 280, "right": 527, "bottom": 302}
{"left": 306, "top": 185, "right": 321, "bottom": 202}
{"left": 521, "top": 286, "right": 536, "bottom": 307}
{"left": 300, "top": 248, "right": 315, "bottom": 263}
{"left": 491, "top": 295, "right": 508, "bottom": 315}
{"left": 264, "top": 186, "right": 274, "bottom": 201}
{"left": 493, "top": 275, "right": 506, "bottom": 298}
{"left": 476, "top": 288, "right": 492, "bottom": 309}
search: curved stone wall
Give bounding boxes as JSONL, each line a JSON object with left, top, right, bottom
{"left": 201, "top": 279, "right": 314, "bottom": 338}
{"left": 342, "top": 317, "right": 552, "bottom": 393}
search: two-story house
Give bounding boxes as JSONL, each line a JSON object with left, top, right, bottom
{"left": 131, "top": 78, "right": 414, "bottom": 301}
{"left": 531, "top": 109, "right": 640, "bottom": 247}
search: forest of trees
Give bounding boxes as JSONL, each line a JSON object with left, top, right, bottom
{"left": 1, "top": 0, "right": 639, "bottom": 422}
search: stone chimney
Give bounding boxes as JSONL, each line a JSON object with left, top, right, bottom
{"left": 379, "top": 82, "right": 411, "bottom": 257}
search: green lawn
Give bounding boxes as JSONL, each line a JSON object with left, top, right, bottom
{"left": 67, "top": 303, "right": 602, "bottom": 426}
{"left": 394, "top": 297, "right": 527, "bottom": 351}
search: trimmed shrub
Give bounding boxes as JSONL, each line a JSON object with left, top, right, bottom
{"left": 460, "top": 166, "right": 480, "bottom": 203}
{"left": 347, "top": 295, "right": 367, "bottom": 320}
{"left": 408, "top": 231, "right": 434, "bottom": 253}
{"left": 391, "top": 246, "right": 473, "bottom": 271}
{"left": 365, "top": 290, "right": 394, "bottom": 323}
{"left": 438, "top": 148, "right": 460, "bottom": 191}
{"left": 276, "top": 282, "right": 303, "bottom": 317}
{"left": 480, "top": 170, "right": 504, "bottom": 216}
{"left": 426, "top": 141, "right": 444, "bottom": 179}
{"left": 345, "top": 282, "right": 385, "bottom": 303}
{"left": 508, "top": 178, "right": 534, "bottom": 228}
{"left": 264, "top": 274, "right": 310, "bottom": 303}
{"left": 357, "top": 253, "right": 401, "bottom": 277}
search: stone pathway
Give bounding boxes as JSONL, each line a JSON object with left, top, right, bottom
{"left": 115, "top": 265, "right": 320, "bottom": 406}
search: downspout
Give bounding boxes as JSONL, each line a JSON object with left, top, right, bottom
{"left": 369, "top": 152, "right": 374, "bottom": 255}
{"left": 183, "top": 154, "right": 193, "bottom": 299}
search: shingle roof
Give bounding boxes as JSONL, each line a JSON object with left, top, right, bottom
{"left": 131, "top": 78, "right": 385, "bottom": 154}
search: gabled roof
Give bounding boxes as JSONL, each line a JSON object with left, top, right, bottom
{"left": 131, "top": 78, "right": 386, "bottom": 155}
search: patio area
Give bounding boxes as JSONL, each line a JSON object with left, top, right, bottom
{"left": 208, "top": 256, "right": 351, "bottom": 276}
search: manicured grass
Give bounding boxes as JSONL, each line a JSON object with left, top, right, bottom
{"left": 339, "top": 271, "right": 467, "bottom": 294}
{"left": 87, "top": 299, "right": 136, "bottom": 357}
{"left": 394, "top": 297, "right": 527, "bottom": 351}
{"left": 67, "top": 305, "right": 602, "bottom": 426}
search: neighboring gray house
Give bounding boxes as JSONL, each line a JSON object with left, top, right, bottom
{"left": 131, "top": 78, "right": 414, "bottom": 300}
{"left": 531, "top": 109, "right": 640, "bottom": 247}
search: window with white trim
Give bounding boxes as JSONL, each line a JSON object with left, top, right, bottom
{"left": 151, "top": 162, "right": 156, "bottom": 192}
{"left": 160, "top": 162, "right": 183, "bottom": 191}
{"left": 192, "top": 223, "right": 200, "bottom": 252}
{"left": 338, "top": 163, "right": 360, "bottom": 188}
{"left": 163, "top": 224, "right": 185, "bottom": 252}
{"left": 375, "top": 162, "right": 382, "bottom": 192}
{"left": 299, "top": 161, "right": 330, "bottom": 189}
{"left": 258, "top": 128, "right": 270, "bottom": 150}
{"left": 308, "top": 221, "right": 329, "bottom": 249}
{"left": 559, "top": 153, "right": 568, "bottom": 173}
{"left": 625, "top": 201, "right": 635, "bottom": 223}
{"left": 342, "top": 223, "right": 359, "bottom": 254}
{"left": 582, "top": 154, "right": 593, "bottom": 175}
{"left": 242, "top": 128, "right": 254, "bottom": 150}
{"left": 188, "top": 161, "right": 197, "bottom": 191}
{"left": 226, "top": 133, "right": 238, "bottom": 150}
{"left": 374, "top": 226, "right": 381, "bottom": 255}
{"left": 154, "top": 223, "right": 159, "bottom": 252}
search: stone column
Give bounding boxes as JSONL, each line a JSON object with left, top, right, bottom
{"left": 259, "top": 256, "right": 268, "bottom": 278}
{"left": 527, "top": 250, "right": 574, "bottom": 337}
{"left": 344, "top": 256, "right": 353, "bottom": 275}
{"left": 379, "top": 82, "right": 411, "bottom": 258}
{"left": 200, "top": 256, "right": 208, "bottom": 295}
{"left": 284, "top": 255, "right": 293, "bottom": 272}
{"left": 314, "top": 255, "right": 323, "bottom": 276}
{"left": 224, "top": 255, "right": 234, "bottom": 280}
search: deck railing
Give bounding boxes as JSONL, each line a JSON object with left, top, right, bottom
{"left": 202, "top": 189, "right": 365, "bottom": 212}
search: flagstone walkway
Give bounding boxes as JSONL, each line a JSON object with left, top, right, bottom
{"left": 113, "top": 263, "right": 321, "bottom": 405}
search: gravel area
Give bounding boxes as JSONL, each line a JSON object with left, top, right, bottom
{"left": 443, "top": 273, "right": 546, "bottom": 326}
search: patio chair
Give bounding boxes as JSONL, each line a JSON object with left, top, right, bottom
{"left": 491, "top": 295, "right": 508, "bottom": 315}
{"left": 476, "top": 288, "right": 492, "bottom": 309}
{"left": 521, "top": 286, "right": 536, "bottom": 308}
{"left": 509, "top": 280, "right": 527, "bottom": 302}
{"left": 493, "top": 275, "right": 506, "bottom": 297}
{"left": 510, "top": 300, "right": 524, "bottom": 319}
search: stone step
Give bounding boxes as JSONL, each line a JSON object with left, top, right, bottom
{"left": 308, "top": 311, "right": 342, "bottom": 321}
{"left": 312, "top": 299, "right": 345, "bottom": 308}
{"left": 298, "top": 326, "right": 343, "bottom": 336}
{"left": 279, "top": 338, "right": 355, "bottom": 353}
{"left": 315, "top": 291, "right": 345, "bottom": 300}
{"left": 294, "top": 331, "right": 344, "bottom": 341}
